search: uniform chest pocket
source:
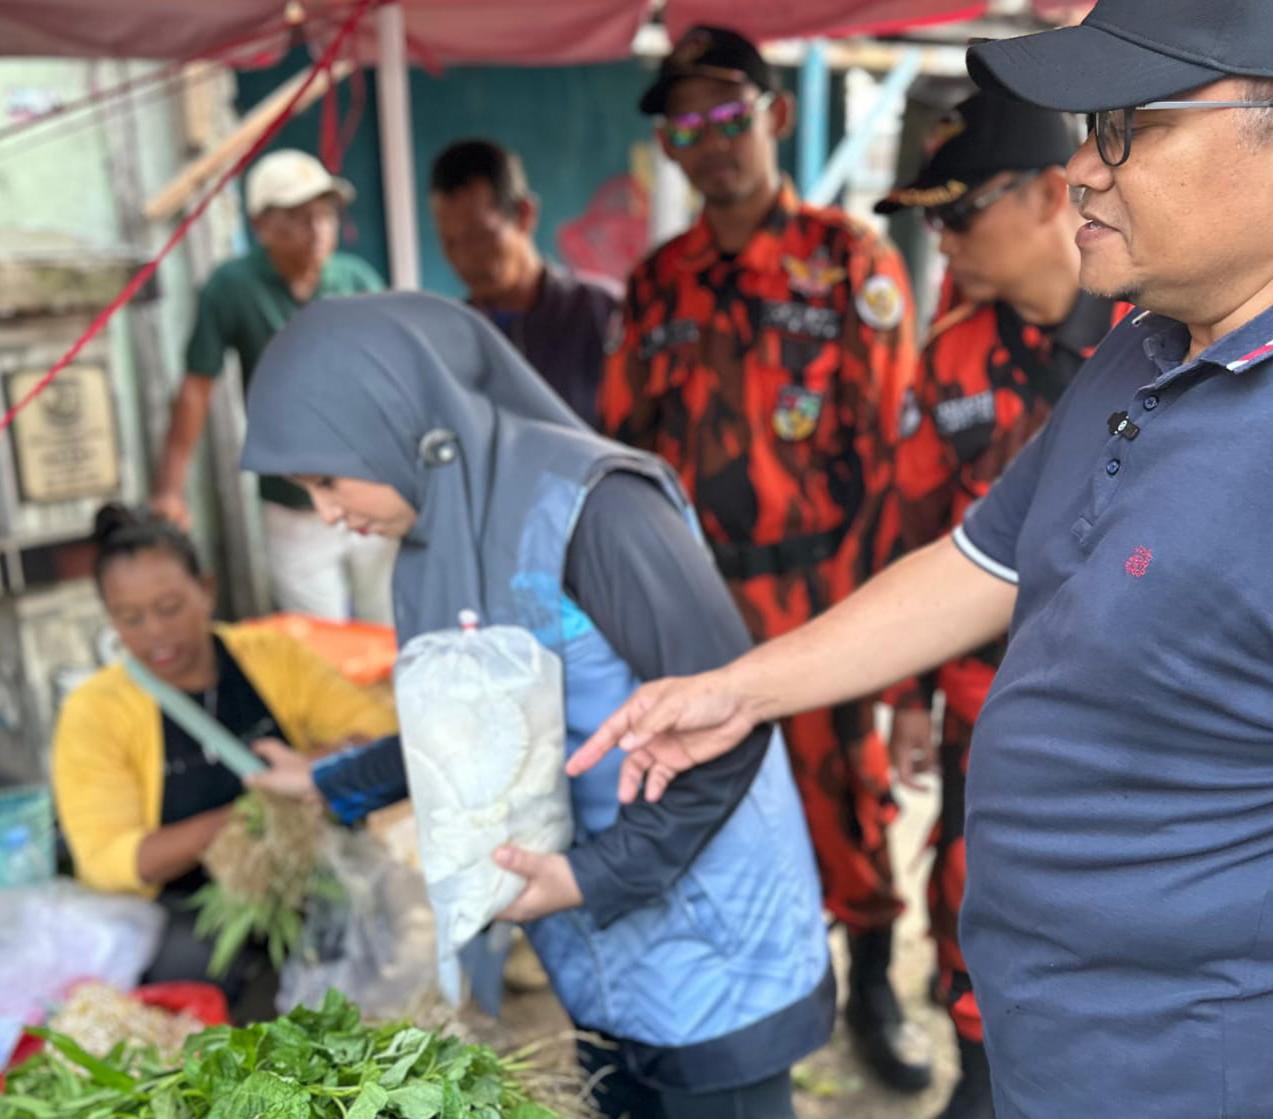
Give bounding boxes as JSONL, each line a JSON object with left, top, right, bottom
{"left": 757, "top": 300, "right": 844, "bottom": 403}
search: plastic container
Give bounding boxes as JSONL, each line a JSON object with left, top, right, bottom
{"left": 0, "top": 786, "right": 54, "bottom": 888}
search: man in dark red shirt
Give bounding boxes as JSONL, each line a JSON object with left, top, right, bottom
{"left": 601, "top": 25, "right": 930, "bottom": 1092}
{"left": 877, "top": 90, "right": 1125, "bottom": 1119}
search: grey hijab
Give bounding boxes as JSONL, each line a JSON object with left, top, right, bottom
{"left": 241, "top": 291, "right": 677, "bottom": 643}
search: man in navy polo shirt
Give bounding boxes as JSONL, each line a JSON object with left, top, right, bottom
{"left": 568, "top": 2, "right": 1273, "bottom": 1114}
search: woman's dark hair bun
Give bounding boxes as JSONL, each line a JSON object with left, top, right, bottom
{"left": 91, "top": 502, "right": 201, "bottom": 585}
{"left": 92, "top": 501, "right": 139, "bottom": 545}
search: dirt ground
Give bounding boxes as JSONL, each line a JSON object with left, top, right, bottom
{"left": 495, "top": 777, "right": 958, "bottom": 1118}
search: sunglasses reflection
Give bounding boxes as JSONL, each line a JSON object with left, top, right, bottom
{"left": 660, "top": 93, "right": 775, "bottom": 150}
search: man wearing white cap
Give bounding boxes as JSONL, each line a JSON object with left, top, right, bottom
{"left": 153, "top": 149, "right": 394, "bottom": 622}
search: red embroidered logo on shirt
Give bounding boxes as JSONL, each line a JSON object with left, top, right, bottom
{"left": 1124, "top": 546, "right": 1153, "bottom": 578}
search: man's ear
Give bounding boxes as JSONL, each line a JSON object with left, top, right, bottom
{"left": 770, "top": 91, "right": 797, "bottom": 141}
{"left": 200, "top": 571, "right": 217, "bottom": 602}
{"left": 515, "top": 194, "right": 539, "bottom": 236}
{"left": 1036, "top": 166, "right": 1073, "bottom": 222}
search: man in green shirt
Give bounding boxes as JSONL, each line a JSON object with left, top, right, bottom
{"left": 153, "top": 149, "right": 393, "bottom": 622}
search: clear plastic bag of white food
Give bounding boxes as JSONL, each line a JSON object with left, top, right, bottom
{"left": 394, "top": 616, "right": 572, "bottom": 1004}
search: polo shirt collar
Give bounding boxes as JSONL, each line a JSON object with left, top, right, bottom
{"left": 248, "top": 245, "right": 340, "bottom": 300}
{"left": 677, "top": 180, "right": 801, "bottom": 273}
{"left": 1139, "top": 300, "right": 1273, "bottom": 383}
{"left": 1215, "top": 302, "right": 1273, "bottom": 374}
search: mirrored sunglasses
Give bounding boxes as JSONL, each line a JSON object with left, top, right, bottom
{"left": 659, "top": 93, "right": 774, "bottom": 151}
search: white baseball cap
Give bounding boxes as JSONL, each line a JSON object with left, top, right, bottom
{"left": 244, "top": 149, "right": 355, "bottom": 218}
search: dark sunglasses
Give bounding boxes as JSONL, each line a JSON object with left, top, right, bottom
{"left": 658, "top": 93, "right": 775, "bottom": 151}
{"left": 1085, "top": 99, "right": 1273, "bottom": 167}
{"left": 924, "top": 171, "right": 1039, "bottom": 235}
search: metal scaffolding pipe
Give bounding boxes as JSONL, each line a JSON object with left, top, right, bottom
{"left": 375, "top": 2, "right": 421, "bottom": 291}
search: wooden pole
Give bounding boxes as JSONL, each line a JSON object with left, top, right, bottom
{"left": 143, "top": 59, "right": 354, "bottom": 222}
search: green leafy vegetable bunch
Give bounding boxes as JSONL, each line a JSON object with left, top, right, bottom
{"left": 191, "top": 791, "right": 334, "bottom": 977}
{"left": 1, "top": 989, "right": 563, "bottom": 1119}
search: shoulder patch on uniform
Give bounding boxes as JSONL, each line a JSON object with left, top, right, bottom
{"left": 856, "top": 274, "right": 904, "bottom": 331}
{"left": 898, "top": 387, "right": 922, "bottom": 440}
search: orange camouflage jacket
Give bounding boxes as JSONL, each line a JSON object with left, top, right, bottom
{"left": 890, "top": 291, "right": 1129, "bottom": 721}
{"left": 599, "top": 183, "right": 916, "bottom": 635}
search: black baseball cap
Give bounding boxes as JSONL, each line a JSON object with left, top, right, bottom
{"left": 639, "top": 25, "right": 777, "bottom": 116}
{"left": 968, "top": 0, "right": 1273, "bottom": 113}
{"left": 875, "top": 90, "right": 1077, "bottom": 215}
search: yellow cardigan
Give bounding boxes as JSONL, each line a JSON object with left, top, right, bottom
{"left": 52, "top": 623, "right": 397, "bottom": 896}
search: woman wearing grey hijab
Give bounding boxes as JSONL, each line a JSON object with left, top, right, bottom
{"left": 242, "top": 292, "right": 831, "bottom": 1119}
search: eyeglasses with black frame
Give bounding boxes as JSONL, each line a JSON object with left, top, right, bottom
{"left": 924, "top": 171, "right": 1041, "bottom": 235}
{"left": 1086, "top": 99, "right": 1273, "bottom": 167}
{"left": 658, "top": 92, "right": 775, "bottom": 151}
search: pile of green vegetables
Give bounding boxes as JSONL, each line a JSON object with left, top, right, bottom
{"left": 0, "top": 991, "right": 566, "bottom": 1119}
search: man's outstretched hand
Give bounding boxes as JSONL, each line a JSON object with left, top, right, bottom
{"left": 565, "top": 669, "right": 759, "bottom": 802}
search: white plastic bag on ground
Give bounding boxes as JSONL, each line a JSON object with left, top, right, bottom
{"left": 394, "top": 615, "right": 572, "bottom": 1004}
{"left": 0, "top": 878, "right": 165, "bottom": 1062}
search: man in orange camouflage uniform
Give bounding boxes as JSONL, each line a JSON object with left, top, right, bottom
{"left": 600, "top": 25, "right": 931, "bottom": 1092}
{"left": 877, "top": 90, "right": 1127, "bottom": 1119}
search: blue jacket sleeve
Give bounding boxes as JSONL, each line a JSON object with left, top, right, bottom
{"left": 311, "top": 734, "right": 407, "bottom": 825}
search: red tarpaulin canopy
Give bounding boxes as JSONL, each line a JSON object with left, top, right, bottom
{"left": 0, "top": 0, "right": 988, "bottom": 66}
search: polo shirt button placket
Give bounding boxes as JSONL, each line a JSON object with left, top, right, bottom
{"left": 1143, "top": 394, "right": 1160, "bottom": 411}
{"left": 1106, "top": 460, "right": 1121, "bottom": 477}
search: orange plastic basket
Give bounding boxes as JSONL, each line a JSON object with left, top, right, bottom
{"left": 245, "top": 613, "right": 397, "bottom": 686}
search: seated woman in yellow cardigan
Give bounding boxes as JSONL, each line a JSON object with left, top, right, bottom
{"left": 52, "top": 504, "right": 396, "bottom": 1009}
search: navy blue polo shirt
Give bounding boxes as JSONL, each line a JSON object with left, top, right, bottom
{"left": 954, "top": 304, "right": 1273, "bottom": 1118}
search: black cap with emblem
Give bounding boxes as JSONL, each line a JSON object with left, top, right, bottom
{"left": 639, "top": 25, "right": 777, "bottom": 116}
{"left": 874, "top": 89, "right": 1078, "bottom": 215}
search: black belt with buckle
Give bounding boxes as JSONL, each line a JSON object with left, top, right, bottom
{"left": 709, "top": 523, "right": 849, "bottom": 581}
